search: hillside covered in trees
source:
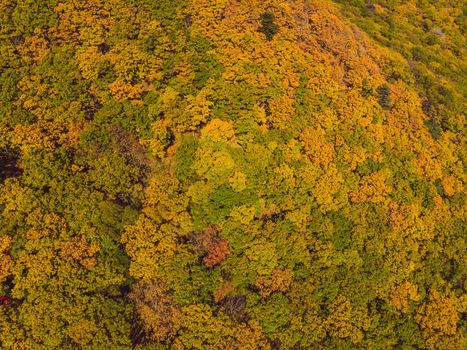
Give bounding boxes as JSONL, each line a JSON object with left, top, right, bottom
{"left": 0, "top": 0, "right": 465, "bottom": 349}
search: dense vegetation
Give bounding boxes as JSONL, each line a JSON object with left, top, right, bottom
{"left": 0, "top": 0, "right": 465, "bottom": 349}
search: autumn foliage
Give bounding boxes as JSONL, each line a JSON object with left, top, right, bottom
{"left": 0, "top": 0, "right": 465, "bottom": 349}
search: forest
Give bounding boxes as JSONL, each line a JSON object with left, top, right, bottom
{"left": 0, "top": 0, "right": 465, "bottom": 349}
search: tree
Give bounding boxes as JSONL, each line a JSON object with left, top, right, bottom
{"left": 129, "top": 280, "right": 182, "bottom": 343}
{"left": 259, "top": 12, "right": 279, "bottom": 41}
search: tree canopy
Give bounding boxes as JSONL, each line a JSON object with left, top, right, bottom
{"left": 0, "top": 0, "right": 465, "bottom": 349}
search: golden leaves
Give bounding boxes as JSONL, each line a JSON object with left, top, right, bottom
{"left": 76, "top": 46, "right": 104, "bottom": 80}
{"left": 387, "top": 201, "right": 420, "bottom": 234}
{"left": 228, "top": 171, "right": 247, "bottom": 192}
{"left": 268, "top": 95, "right": 295, "bottom": 129}
{"left": 324, "top": 295, "right": 370, "bottom": 344}
{"left": 52, "top": 0, "right": 112, "bottom": 45}
{"left": 416, "top": 289, "right": 459, "bottom": 335}
{"left": 245, "top": 240, "right": 278, "bottom": 276}
{"left": 350, "top": 170, "right": 391, "bottom": 204}
{"left": 414, "top": 153, "right": 443, "bottom": 181}
{"left": 129, "top": 280, "right": 183, "bottom": 342}
{"left": 105, "top": 41, "right": 162, "bottom": 102}
{"left": 2, "top": 0, "right": 464, "bottom": 347}
{"left": 301, "top": 127, "right": 335, "bottom": 167}
{"left": 108, "top": 42, "right": 161, "bottom": 83}
{"left": 340, "top": 146, "right": 368, "bottom": 172}
{"left": 58, "top": 236, "right": 100, "bottom": 269}
{"left": 145, "top": 119, "right": 170, "bottom": 158}
{"left": 11, "top": 121, "right": 65, "bottom": 152}
{"left": 201, "top": 118, "right": 235, "bottom": 143}
{"left": 0, "top": 236, "right": 14, "bottom": 283}
{"left": 121, "top": 215, "right": 178, "bottom": 280}
{"left": 65, "top": 319, "right": 98, "bottom": 347}
{"left": 174, "top": 304, "right": 270, "bottom": 350}
{"left": 441, "top": 175, "right": 458, "bottom": 196}
{"left": 193, "top": 146, "right": 235, "bottom": 183}
{"left": 122, "top": 174, "right": 192, "bottom": 280}
{"left": 389, "top": 281, "right": 419, "bottom": 312}
{"left": 108, "top": 80, "right": 145, "bottom": 102}
{"left": 256, "top": 268, "right": 292, "bottom": 298}
{"left": 182, "top": 87, "right": 214, "bottom": 131}
{"left": 18, "top": 29, "right": 50, "bottom": 63}
{"left": 143, "top": 175, "right": 191, "bottom": 229}
{"left": 306, "top": 163, "right": 344, "bottom": 212}
{"left": 17, "top": 74, "right": 56, "bottom": 119}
